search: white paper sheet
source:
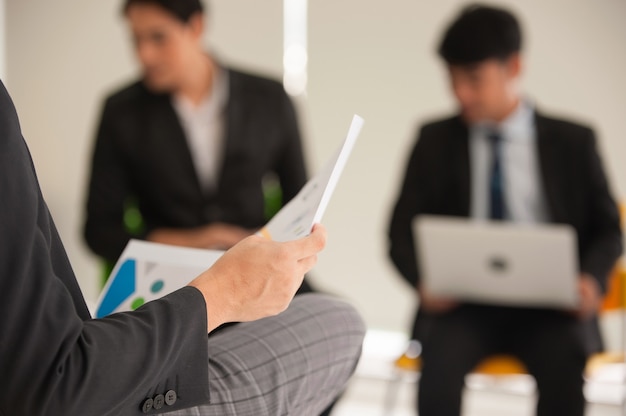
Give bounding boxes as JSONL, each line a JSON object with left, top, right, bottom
{"left": 258, "top": 114, "right": 364, "bottom": 241}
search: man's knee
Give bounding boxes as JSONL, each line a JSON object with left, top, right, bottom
{"left": 522, "top": 325, "right": 588, "bottom": 388}
{"left": 531, "top": 352, "right": 586, "bottom": 393}
{"left": 290, "top": 293, "right": 366, "bottom": 341}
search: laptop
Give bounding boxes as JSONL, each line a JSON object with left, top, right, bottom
{"left": 413, "top": 215, "right": 579, "bottom": 309}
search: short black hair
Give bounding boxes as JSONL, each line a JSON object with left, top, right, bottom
{"left": 123, "top": 0, "right": 205, "bottom": 23}
{"left": 438, "top": 4, "right": 522, "bottom": 65}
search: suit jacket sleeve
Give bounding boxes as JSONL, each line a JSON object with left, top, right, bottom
{"left": 0, "top": 82, "right": 210, "bottom": 416}
{"left": 578, "top": 129, "right": 623, "bottom": 290}
{"left": 274, "top": 89, "right": 307, "bottom": 203}
{"left": 388, "top": 127, "right": 432, "bottom": 288}
{"left": 84, "top": 98, "right": 145, "bottom": 263}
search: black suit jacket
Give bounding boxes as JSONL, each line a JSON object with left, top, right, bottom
{"left": 388, "top": 113, "right": 623, "bottom": 351}
{"left": 0, "top": 82, "right": 210, "bottom": 415}
{"left": 84, "top": 67, "right": 307, "bottom": 263}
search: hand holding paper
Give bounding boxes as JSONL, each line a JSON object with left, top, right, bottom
{"left": 189, "top": 224, "right": 327, "bottom": 331}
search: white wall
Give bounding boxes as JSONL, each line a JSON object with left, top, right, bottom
{"left": 5, "top": 0, "right": 626, "bottom": 335}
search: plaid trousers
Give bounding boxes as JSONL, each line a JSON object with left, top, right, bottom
{"left": 163, "top": 294, "right": 365, "bottom": 416}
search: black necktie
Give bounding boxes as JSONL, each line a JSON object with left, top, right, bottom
{"left": 488, "top": 131, "right": 506, "bottom": 220}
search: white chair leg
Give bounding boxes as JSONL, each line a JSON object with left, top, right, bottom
{"left": 382, "top": 370, "right": 403, "bottom": 416}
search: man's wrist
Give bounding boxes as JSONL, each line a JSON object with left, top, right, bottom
{"left": 188, "top": 270, "right": 233, "bottom": 333}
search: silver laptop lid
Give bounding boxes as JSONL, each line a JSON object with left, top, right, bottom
{"left": 413, "top": 215, "right": 579, "bottom": 309}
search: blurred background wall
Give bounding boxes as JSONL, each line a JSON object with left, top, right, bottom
{"left": 3, "top": 0, "right": 625, "bottom": 335}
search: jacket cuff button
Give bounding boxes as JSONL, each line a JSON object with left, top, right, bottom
{"left": 165, "top": 390, "right": 178, "bottom": 406}
{"left": 153, "top": 394, "right": 165, "bottom": 409}
{"left": 141, "top": 398, "right": 153, "bottom": 413}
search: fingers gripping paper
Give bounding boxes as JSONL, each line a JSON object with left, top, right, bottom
{"left": 94, "top": 115, "right": 364, "bottom": 318}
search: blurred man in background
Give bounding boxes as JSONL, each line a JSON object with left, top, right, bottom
{"left": 389, "top": 4, "right": 622, "bottom": 415}
{"left": 84, "top": 0, "right": 313, "bottom": 294}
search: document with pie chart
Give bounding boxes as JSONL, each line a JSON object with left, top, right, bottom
{"left": 94, "top": 115, "right": 364, "bottom": 318}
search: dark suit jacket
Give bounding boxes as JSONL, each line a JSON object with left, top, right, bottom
{"left": 0, "top": 82, "right": 210, "bottom": 415}
{"left": 388, "top": 113, "right": 623, "bottom": 352}
{"left": 84, "top": 67, "right": 307, "bottom": 263}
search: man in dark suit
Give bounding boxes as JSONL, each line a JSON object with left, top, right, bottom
{"left": 388, "top": 5, "right": 623, "bottom": 416}
{"left": 84, "top": 0, "right": 308, "bottom": 269}
{"left": 0, "top": 79, "right": 365, "bottom": 414}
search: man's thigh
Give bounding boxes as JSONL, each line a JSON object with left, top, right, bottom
{"left": 421, "top": 305, "right": 502, "bottom": 372}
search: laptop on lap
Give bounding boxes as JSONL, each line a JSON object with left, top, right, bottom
{"left": 413, "top": 215, "right": 579, "bottom": 309}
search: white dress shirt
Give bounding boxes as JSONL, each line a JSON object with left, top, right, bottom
{"left": 469, "top": 100, "right": 550, "bottom": 223}
{"left": 172, "top": 66, "right": 229, "bottom": 193}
